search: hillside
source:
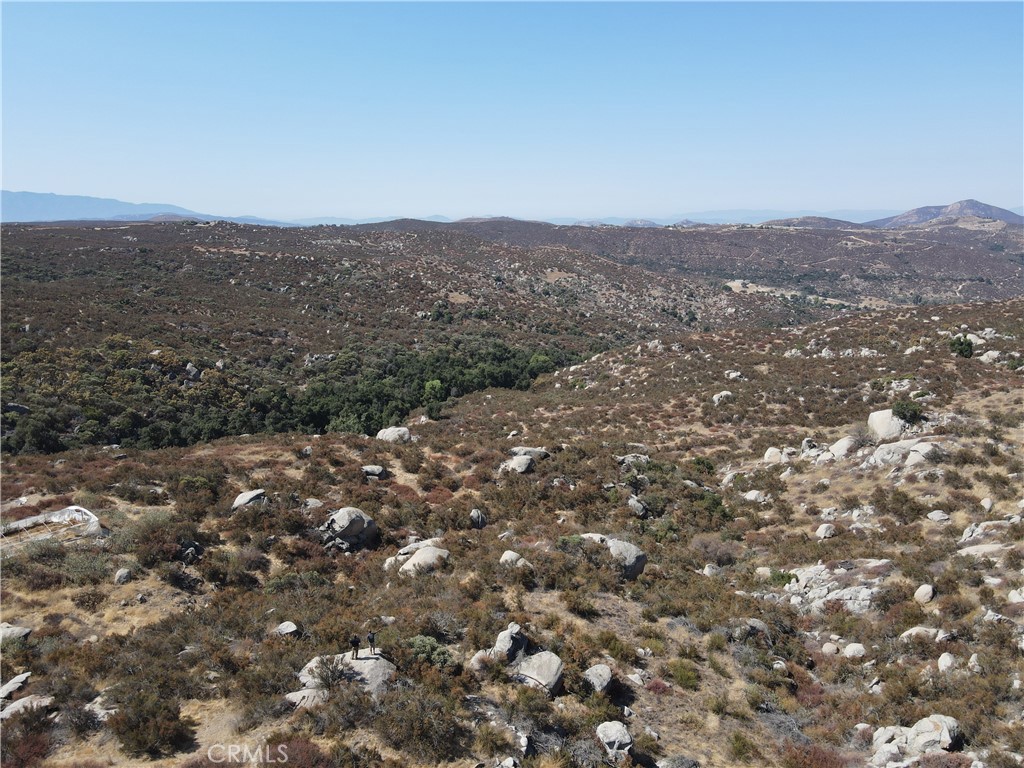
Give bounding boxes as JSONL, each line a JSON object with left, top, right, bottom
{"left": 1, "top": 298, "right": 1021, "bottom": 768}
{"left": 1, "top": 220, "right": 829, "bottom": 455}
{"left": 358, "top": 215, "right": 1024, "bottom": 305}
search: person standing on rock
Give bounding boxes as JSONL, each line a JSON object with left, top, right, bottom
{"left": 349, "top": 634, "right": 360, "bottom": 659}
{"left": 367, "top": 631, "right": 376, "bottom": 656}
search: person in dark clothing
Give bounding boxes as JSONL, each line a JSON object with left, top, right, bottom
{"left": 349, "top": 634, "right": 360, "bottom": 659}
{"left": 367, "top": 631, "right": 376, "bottom": 656}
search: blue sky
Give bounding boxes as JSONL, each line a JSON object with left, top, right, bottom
{"left": 3, "top": 2, "right": 1022, "bottom": 220}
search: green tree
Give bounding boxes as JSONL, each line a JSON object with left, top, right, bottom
{"left": 949, "top": 335, "right": 974, "bottom": 358}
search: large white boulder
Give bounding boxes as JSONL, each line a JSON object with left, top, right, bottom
{"left": 500, "top": 455, "right": 535, "bottom": 474}
{"left": 513, "top": 651, "right": 564, "bottom": 695}
{"left": 375, "top": 426, "right": 411, "bottom": 444}
{"left": 906, "top": 714, "right": 960, "bottom": 755}
{"left": 914, "top": 584, "right": 935, "bottom": 604}
{"left": 596, "top": 721, "right": 633, "bottom": 760}
{"left": 867, "top": 409, "right": 907, "bottom": 441}
{"left": 321, "top": 507, "right": 379, "bottom": 551}
{"left": 829, "top": 436, "right": 858, "bottom": 459}
{"left": 231, "top": 488, "right": 266, "bottom": 510}
{"left": 398, "top": 546, "right": 449, "bottom": 576}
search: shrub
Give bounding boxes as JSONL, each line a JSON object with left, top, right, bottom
{"left": 949, "top": 336, "right": 974, "bottom": 358}
{"left": 891, "top": 398, "right": 924, "bottom": 424}
{"left": 373, "top": 684, "right": 467, "bottom": 761}
{"left": 107, "top": 687, "right": 195, "bottom": 757}
{"left": 729, "top": 731, "right": 760, "bottom": 761}
{"left": 666, "top": 659, "right": 700, "bottom": 690}
{"left": 780, "top": 741, "right": 850, "bottom": 768}
{"left": 0, "top": 705, "right": 52, "bottom": 768}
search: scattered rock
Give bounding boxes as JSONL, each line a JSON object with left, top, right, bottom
{"left": 581, "top": 533, "right": 648, "bottom": 580}
{"left": 657, "top": 758, "right": 701, "bottom": 768}
{"left": 914, "top": 584, "right": 935, "bottom": 605}
{"left": 816, "top": 523, "right": 837, "bottom": 540}
{"left": 511, "top": 447, "right": 550, "bottom": 460}
{"left": 596, "top": 720, "right": 633, "bottom": 761}
{"left": 320, "top": 507, "right": 379, "bottom": 552}
{"left": 499, "top": 550, "right": 533, "bottom": 570}
{"left": 927, "top": 510, "right": 950, "bottom": 522}
{"left": 398, "top": 546, "right": 450, "bottom": 576}
{"left": 273, "top": 621, "right": 300, "bottom": 637}
{"left": 231, "top": 488, "right": 266, "bottom": 511}
{"left": 500, "top": 455, "right": 535, "bottom": 474}
{"left": 906, "top": 714, "right": 960, "bottom": 755}
{"left": 361, "top": 464, "right": 388, "bottom": 479}
{"left": 763, "top": 447, "right": 786, "bottom": 465}
{"left": 113, "top": 568, "right": 132, "bottom": 585}
{"left": 615, "top": 453, "right": 650, "bottom": 468}
{"left": 843, "top": 643, "right": 866, "bottom": 659}
{"left": 0, "top": 623, "right": 31, "bottom": 642}
{"left": 585, "top": 663, "right": 612, "bottom": 694}
{"left": 627, "top": 495, "right": 648, "bottom": 518}
{"left": 470, "top": 508, "right": 487, "bottom": 529}
{"left": 937, "top": 653, "right": 956, "bottom": 673}
{"left": 375, "top": 426, "right": 411, "bottom": 444}
{"left": 513, "top": 651, "right": 564, "bottom": 695}
{"left": 867, "top": 409, "right": 907, "bottom": 441}
{"left": 294, "top": 651, "right": 397, "bottom": 701}
{"left": 0, "top": 694, "right": 54, "bottom": 720}
{"left": 0, "top": 672, "right": 31, "bottom": 700}
{"left": 493, "top": 622, "right": 528, "bottom": 662}
{"left": 712, "top": 391, "right": 733, "bottom": 406}
{"left": 821, "top": 642, "right": 839, "bottom": 656}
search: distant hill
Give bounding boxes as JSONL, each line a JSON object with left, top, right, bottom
{"left": 0, "top": 190, "right": 295, "bottom": 227}
{"left": 868, "top": 199, "right": 1023, "bottom": 228}
{"left": 760, "top": 216, "right": 864, "bottom": 229}
{"left": 2, "top": 190, "right": 204, "bottom": 222}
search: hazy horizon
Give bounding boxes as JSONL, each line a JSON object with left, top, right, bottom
{"left": 3, "top": 2, "right": 1022, "bottom": 220}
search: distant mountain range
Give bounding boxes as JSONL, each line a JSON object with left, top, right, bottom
{"left": 2, "top": 190, "right": 1021, "bottom": 228}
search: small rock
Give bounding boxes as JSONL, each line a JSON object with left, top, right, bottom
{"left": 937, "top": 653, "right": 956, "bottom": 673}
{"left": 500, "top": 455, "right": 535, "bottom": 474}
{"left": 113, "top": 568, "right": 132, "bottom": 585}
{"left": 596, "top": 720, "right": 633, "bottom": 760}
{"left": 469, "top": 509, "right": 487, "bottom": 529}
{"left": 273, "top": 621, "right": 299, "bottom": 637}
{"left": 231, "top": 488, "right": 266, "bottom": 511}
{"left": 585, "top": 664, "right": 612, "bottom": 694}
{"left": 843, "top": 643, "right": 866, "bottom": 658}
{"left": 816, "top": 523, "right": 837, "bottom": 540}
{"left": 821, "top": 642, "right": 840, "bottom": 656}
{"left": 914, "top": 584, "right": 935, "bottom": 604}
{"left": 0, "top": 672, "right": 31, "bottom": 700}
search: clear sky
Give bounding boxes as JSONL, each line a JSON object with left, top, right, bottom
{"left": 3, "top": 2, "right": 1022, "bottom": 220}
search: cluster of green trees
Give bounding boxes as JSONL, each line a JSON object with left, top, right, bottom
{"left": 1, "top": 335, "right": 570, "bottom": 454}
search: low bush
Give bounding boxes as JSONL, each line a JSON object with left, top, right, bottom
{"left": 107, "top": 686, "right": 195, "bottom": 757}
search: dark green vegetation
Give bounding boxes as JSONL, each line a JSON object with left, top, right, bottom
{"left": 2, "top": 335, "right": 568, "bottom": 453}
